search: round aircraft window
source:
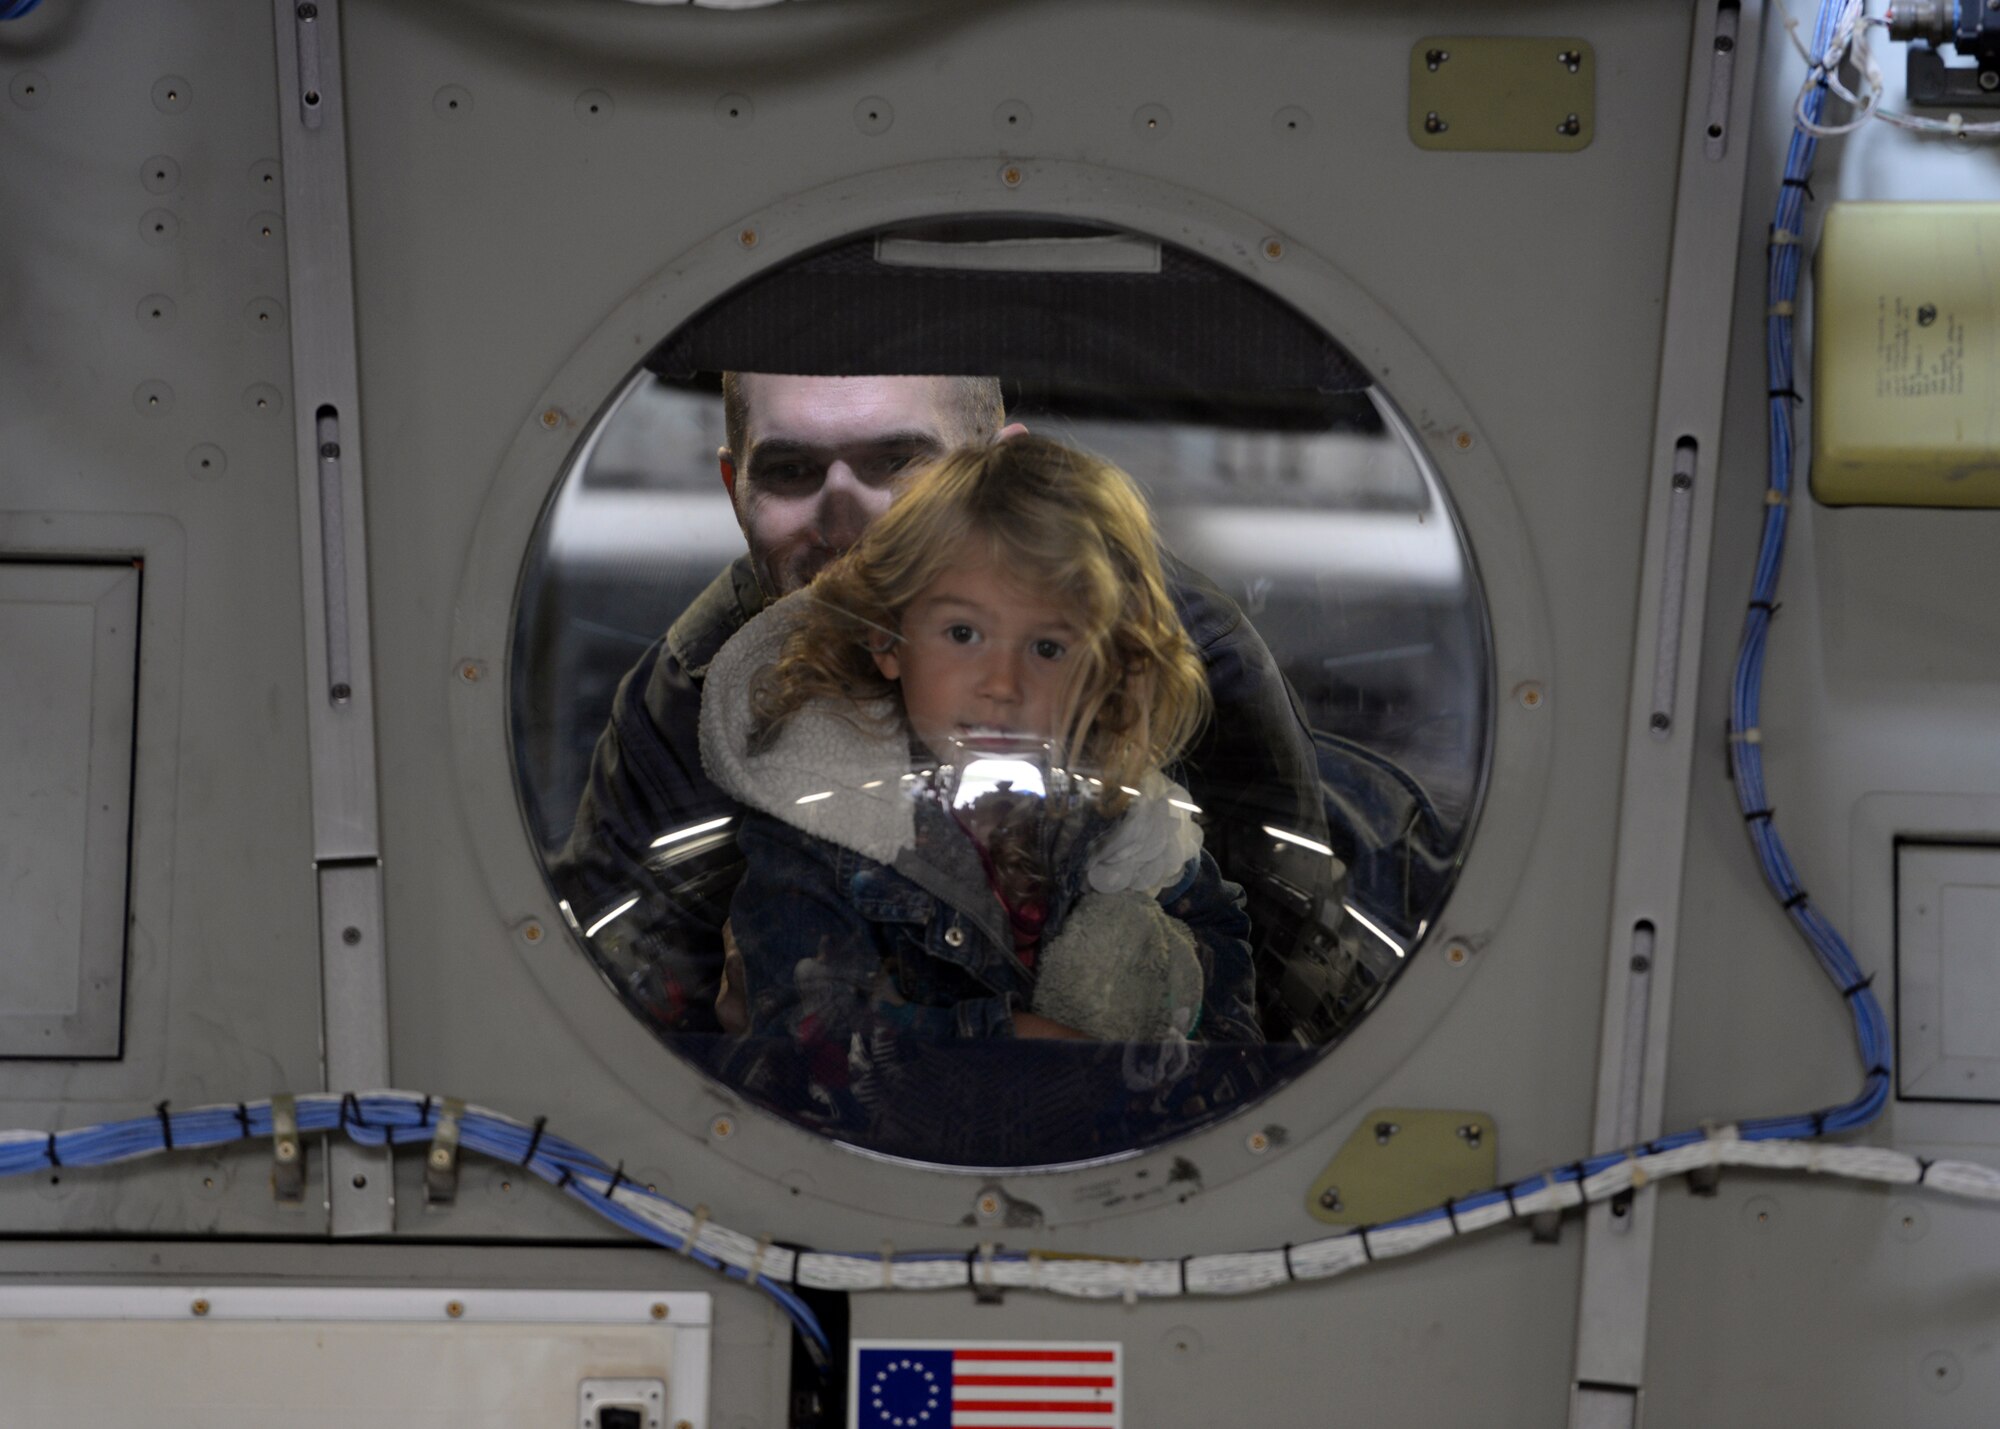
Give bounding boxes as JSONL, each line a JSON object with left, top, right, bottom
{"left": 510, "top": 221, "right": 1491, "bottom": 1169}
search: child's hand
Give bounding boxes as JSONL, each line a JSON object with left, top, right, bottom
{"left": 1012, "top": 1011, "right": 1089, "bottom": 1040}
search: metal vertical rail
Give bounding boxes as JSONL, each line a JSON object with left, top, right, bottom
{"left": 1570, "top": 3, "right": 1760, "bottom": 1423}
{"left": 272, "top": 0, "right": 394, "bottom": 1237}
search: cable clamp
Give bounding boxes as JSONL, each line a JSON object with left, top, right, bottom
{"left": 880, "top": 1240, "right": 895, "bottom": 1288}
{"left": 1028, "top": 1250, "right": 1044, "bottom": 1290}
{"left": 1122, "top": 1263, "right": 1139, "bottom": 1307}
{"left": 1627, "top": 1149, "right": 1649, "bottom": 1191}
{"left": 681, "top": 1204, "right": 710, "bottom": 1261}
{"left": 974, "top": 1242, "right": 1003, "bottom": 1305}
{"left": 270, "top": 1092, "right": 305, "bottom": 1206}
{"left": 424, "top": 1096, "right": 465, "bottom": 1208}
{"left": 1567, "top": 1161, "right": 1592, "bottom": 1208}
{"left": 749, "top": 1235, "right": 772, "bottom": 1284}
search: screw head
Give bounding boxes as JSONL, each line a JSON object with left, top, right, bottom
{"left": 521, "top": 921, "right": 544, "bottom": 944}
{"left": 1453, "top": 430, "right": 1474, "bottom": 450}
{"left": 977, "top": 1192, "right": 1001, "bottom": 1217}
{"left": 318, "top": 441, "right": 340, "bottom": 460}
{"left": 1516, "top": 682, "right": 1544, "bottom": 710}
{"left": 191, "top": 1298, "right": 210, "bottom": 1316}
{"left": 1319, "top": 1187, "right": 1341, "bottom": 1210}
{"left": 710, "top": 1114, "right": 735, "bottom": 1140}
{"left": 1245, "top": 1129, "right": 1271, "bottom": 1154}
{"left": 1445, "top": 940, "right": 1472, "bottom": 966}
{"left": 458, "top": 660, "right": 482, "bottom": 683}
{"left": 738, "top": 228, "right": 758, "bottom": 248}
{"left": 1424, "top": 111, "right": 1447, "bottom": 134}
{"left": 330, "top": 683, "right": 352, "bottom": 704}
{"left": 297, "top": 2, "right": 318, "bottom": 17}
{"left": 1631, "top": 953, "right": 1652, "bottom": 973}
{"left": 539, "top": 408, "right": 561, "bottom": 430}
{"left": 651, "top": 1301, "right": 670, "bottom": 1320}
{"left": 1374, "top": 1121, "right": 1400, "bottom": 1144}
{"left": 1426, "top": 48, "right": 1449, "bottom": 69}
{"left": 429, "top": 1147, "right": 450, "bottom": 1168}
{"left": 1262, "top": 238, "right": 1284, "bottom": 260}
{"left": 1001, "top": 165, "right": 1024, "bottom": 187}
{"left": 341, "top": 926, "right": 361, "bottom": 945}
{"left": 1649, "top": 712, "right": 1671, "bottom": 733}
{"left": 445, "top": 1300, "right": 464, "bottom": 1318}
{"left": 276, "top": 1141, "right": 297, "bottom": 1162}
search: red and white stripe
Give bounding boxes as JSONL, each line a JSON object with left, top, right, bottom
{"left": 947, "top": 1344, "right": 1122, "bottom": 1429}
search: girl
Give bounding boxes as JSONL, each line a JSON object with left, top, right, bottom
{"left": 698, "top": 435, "right": 1257, "bottom": 1056}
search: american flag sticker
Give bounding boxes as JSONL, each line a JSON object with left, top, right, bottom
{"left": 850, "top": 1339, "right": 1123, "bottom": 1428}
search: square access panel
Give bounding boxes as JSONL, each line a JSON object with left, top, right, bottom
{"left": 0, "top": 562, "right": 140, "bottom": 1058}
{"left": 1899, "top": 841, "right": 2000, "bottom": 1101}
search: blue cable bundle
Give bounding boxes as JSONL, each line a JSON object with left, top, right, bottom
{"left": 0, "top": 0, "right": 47, "bottom": 20}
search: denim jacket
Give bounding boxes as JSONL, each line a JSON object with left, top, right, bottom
{"left": 698, "top": 596, "right": 1260, "bottom": 1049}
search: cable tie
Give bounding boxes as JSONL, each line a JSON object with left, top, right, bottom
{"left": 1444, "top": 1198, "right": 1461, "bottom": 1234}
{"left": 1568, "top": 1161, "right": 1591, "bottom": 1206}
{"left": 1867, "top": 1064, "right": 1891, "bottom": 1082}
{"left": 1281, "top": 1244, "right": 1296, "bottom": 1281}
{"left": 964, "top": 1247, "right": 978, "bottom": 1287}
{"left": 1918, "top": 1157, "right": 1934, "bottom": 1184}
{"left": 1357, "top": 1226, "right": 1375, "bottom": 1263}
{"left": 556, "top": 1166, "right": 574, "bottom": 1190}
{"left": 750, "top": 1235, "right": 772, "bottom": 1284}
{"left": 45, "top": 1132, "right": 60, "bottom": 1169}
{"left": 788, "top": 1246, "right": 802, "bottom": 1288}
{"left": 1811, "top": 1111, "right": 1827, "bottom": 1138}
{"left": 1743, "top": 807, "right": 1775, "bottom": 823}
{"left": 1783, "top": 890, "right": 1810, "bottom": 911}
{"left": 155, "top": 1101, "right": 173, "bottom": 1151}
{"left": 1503, "top": 1184, "right": 1521, "bottom": 1217}
{"left": 1767, "top": 301, "right": 1796, "bottom": 318}
{"left": 520, "top": 1115, "right": 547, "bottom": 1168}
{"left": 1748, "top": 600, "right": 1780, "bottom": 615}
{"left": 1767, "top": 386, "right": 1803, "bottom": 402}
{"left": 234, "top": 1103, "right": 252, "bottom": 1138}
{"left": 1843, "top": 974, "right": 1876, "bottom": 1000}
{"left": 340, "top": 1092, "right": 366, "bottom": 1132}
{"left": 682, "top": 1204, "right": 709, "bottom": 1260}
{"left": 1178, "top": 1255, "right": 1190, "bottom": 1295}
{"left": 880, "top": 1240, "right": 894, "bottom": 1288}
{"left": 419, "top": 1095, "right": 433, "bottom": 1128}
{"left": 604, "top": 1161, "right": 626, "bottom": 1200}
{"left": 1781, "top": 175, "right": 1816, "bottom": 198}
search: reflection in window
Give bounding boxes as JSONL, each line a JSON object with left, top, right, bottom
{"left": 511, "top": 232, "right": 1488, "bottom": 1168}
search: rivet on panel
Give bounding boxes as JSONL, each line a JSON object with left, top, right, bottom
{"left": 1515, "top": 682, "right": 1545, "bottom": 710}
{"left": 1262, "top": 238, "right": 1284, "bottom": 261}
{"left": 246, "top": 297, "right": 286, "bottom": 331}
{"left": 519, "top": 920, "right": 545, "bottom": 946}
{"left": 10, "top": 72, "right": 48, "bottom": 110}
{"left": 445, "top": 1300, "right": 464, "bottom": 1319}
{"left": 187, "top": 444, "right": 227, "bottom": 481}
{"left": 1444, "top": 940, "right": 1472, "bottom": 967}
{"left": 141, "top": 210, "right": 180, "bottom": 245}
{"left": 249, "top": 158, "right": 280, "bottom": 190}
{"left": 1000, "top": 165, "right": 1023, "bottom": 188}
{"left": 245, "top": 383, "right": 284, "bottom": 415}
{"left": 1453, "top": 430, "right": 1474, "bottom": 450}
{"left": 1133, "top": 102, "right": 1171, "bottom": 137}
{"left": 577, "top": 89, "right": 614, "bottom": 126}
{"left": 137, "top": 295, "right": 177, "bottom": 328}
{"left": 738, "top": 228, "right": 758, "bottom": 249}
{"left": 993, "top": 100, "right": 1032, "bottom": 132}
{"left": 1272, "top": 105, "right": 1311, "bottom": 136}
{"left": 853, "top": 95, "right": 894, "bottom": 135}
{"left": 650, "top": 1302, "right": 669, "bottom": 1321}
{"left": 141, "top": 156, "right": 180, "bottom": 194}
{"left": 458, "top": 658, "right": 485, "bottom": 682}
{"left": 152, "top": 76, "right": 192, "bottom": 114}
{"left": 134, "top": 381, "right": 175, "bottom": 418}
{"left": 709, "top": 1115, "right": 736, "bottom": 1141}
{"left": 714, "top": 93, "right": 754, "bottom": 127}
{"left": 539, "top": 408, "right": 562, "bottom": 430}
{"left": 1245, "top": 1129, "right": 1271, "bottom": 1154}
{"left": 249, "top": 212, "right": 283, "bottom": 245}
{"left": 190, "top": 1298, "right": 210, "bottom": 1316}
{"left": 975, "top": 1190, "right": 1002, "bottom": 1220}
{"left": 434, "top": 85, "right": 472, "bottom": 118}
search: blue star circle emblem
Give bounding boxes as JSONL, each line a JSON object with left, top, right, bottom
{"left": 867, "top": 1354, "right": 942, "bottom": 1426}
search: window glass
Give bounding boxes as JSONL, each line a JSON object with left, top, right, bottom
{"left": 511, "top": 227, "right": 1490, "bottom": 1167}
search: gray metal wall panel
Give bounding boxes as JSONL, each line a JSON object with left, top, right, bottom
{"left": 0, "top": 0, "right": 326, "bottom": 1235}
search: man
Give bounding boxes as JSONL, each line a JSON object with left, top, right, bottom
{"left": 550, "top": 372, "right": 1328, "bottom": 1038}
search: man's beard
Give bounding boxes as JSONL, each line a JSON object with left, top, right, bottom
{"left": 757, "top": 543, "right": 838, "bottom": 599}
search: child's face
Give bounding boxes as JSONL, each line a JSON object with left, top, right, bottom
{"left": 870, "top": 549, "right": 1083, "bottom": 762}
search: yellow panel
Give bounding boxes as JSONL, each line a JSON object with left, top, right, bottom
{"left": 1813, "top": 202, "right": 2000, "bottom": 507}
{"left": 1306, "top": 1107, "right": 1497, "bottom": 1226}
{"left": 1408, "top": 38, "right": 1593, "bottom": 153}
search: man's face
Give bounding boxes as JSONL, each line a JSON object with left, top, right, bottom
{"left": 722, "top": 374, "right": 972, "bottom": 597}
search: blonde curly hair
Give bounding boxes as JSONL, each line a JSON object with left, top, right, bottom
{"left": 746, "top": 435, "right": 1209, "bottom": 812}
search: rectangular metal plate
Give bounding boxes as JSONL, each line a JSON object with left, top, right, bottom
{"left": 1899, "top": 842, "right": 2000, "bottom": 1100}
{"left": 1307, "top": 1107, "right": 1497, "bottom": 1225}
{"left": 0, "top": 562, "right": 139, "bottom": 1058}
{"left": 1410, "top": 37, "right": 1594, "bottom": 152}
